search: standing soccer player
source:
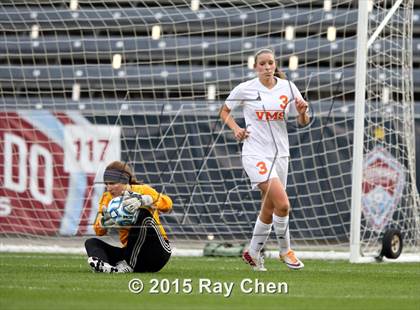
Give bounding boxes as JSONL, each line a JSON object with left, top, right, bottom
{"left": 219, "top": 48, "right": 309, "bottom": 271}
{"left": 85, "top": 161, "right": 172, "bottom": 273}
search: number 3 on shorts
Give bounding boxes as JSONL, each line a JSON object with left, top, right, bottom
{"left": 256, "top": 161, "right": 268, "bottom": 175}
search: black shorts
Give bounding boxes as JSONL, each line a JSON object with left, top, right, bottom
{"left": 85, "top": 209, "right": 171, "bottom": 272}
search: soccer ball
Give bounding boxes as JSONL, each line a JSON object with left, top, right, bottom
{"left": 104, "top": 196, "right": 138, "bottom": 226}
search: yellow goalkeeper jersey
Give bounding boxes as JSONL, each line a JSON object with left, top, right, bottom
{"left": 93, "top": 184, "right": 173, "bottom": 247}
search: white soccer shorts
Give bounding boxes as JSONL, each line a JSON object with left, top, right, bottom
{"left": 242, "top": 155, "right": 289, "bottom": 189}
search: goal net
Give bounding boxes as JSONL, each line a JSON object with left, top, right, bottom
{"left": 0, "top": 0, "right": 419, "bottom": 260}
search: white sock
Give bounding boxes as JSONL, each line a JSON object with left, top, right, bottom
{"left": 272, "top": 214, "right": 291, "bottom": 256}
{"left": 249, "top": 217, "right": 272, "bottom": 257}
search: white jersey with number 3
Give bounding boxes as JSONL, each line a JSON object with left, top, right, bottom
{"left": 225, "top": 77, "right": 303, "bottom": 158}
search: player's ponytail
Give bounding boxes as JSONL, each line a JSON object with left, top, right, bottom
{"left": 274, "top": 67, "right": 287, "bottom": 79}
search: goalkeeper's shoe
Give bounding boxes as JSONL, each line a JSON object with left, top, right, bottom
{"left": 280, "top": 250, "right": 304, "bottom": 270}
{"left": 242, "top": 249, "right": 267, "bottom": 272}
{"left": 88, "top": 256, "right": 118, "bottom": 273}
{"left": 115, "top": 260, "right": 134, "bottom": 273}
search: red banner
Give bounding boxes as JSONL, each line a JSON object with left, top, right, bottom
{"left": 0, "top": 111, "right": 120, "bottom": 236}
{"left": 0, "top": 112, "right": 68, "bottom": 235}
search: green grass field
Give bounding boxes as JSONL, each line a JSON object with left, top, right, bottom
{"left": 0, "top": 253, "right": 419, "bottom": 310}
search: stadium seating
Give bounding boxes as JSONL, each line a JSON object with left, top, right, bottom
{"left": 1, "top": 6, "right": 420, "bottom": 33}
{"left": 5, "top": 36, "right": 419, "bottom": 64}
{"left": 2, "top": 64, "right": 420, "bottom": 92}
{"left": 0, "top": 2, "right": 419, "bottom": 102}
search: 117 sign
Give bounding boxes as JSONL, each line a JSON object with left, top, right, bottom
{"left": 64, "top": 125, "right": 120, "bottom": 174}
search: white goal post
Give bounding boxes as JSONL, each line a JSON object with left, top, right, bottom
{"left": 0, "top": 0, "right": 419, "bottom": 261}
{"left": 350, "top": 0, "right": 419, "bottom": 262}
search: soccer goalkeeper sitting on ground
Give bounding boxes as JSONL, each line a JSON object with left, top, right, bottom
{"left": 85, "top": 161, "right": 173, "bottom": 273}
